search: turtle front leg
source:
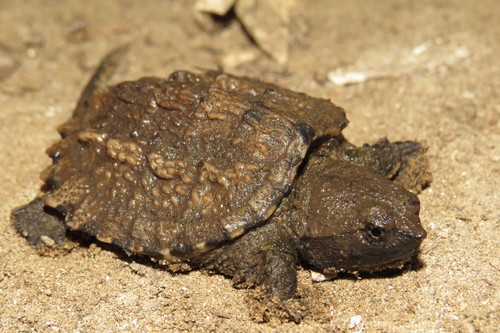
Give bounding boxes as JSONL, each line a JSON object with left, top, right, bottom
{"left": 323, "top": 135, "right": 432, "bottom": 192}
{"left": 194, "top": 222, "right": 298, "bottom": 300}
{"left": 11, "top": 198, "right": 66, "bottom": 246}
{"left": 261, "top": 235, "right": 298, "bottom": 300}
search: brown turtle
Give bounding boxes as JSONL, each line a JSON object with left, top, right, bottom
{"left": 12, "top": 48, "right": 430, "bottom": 300}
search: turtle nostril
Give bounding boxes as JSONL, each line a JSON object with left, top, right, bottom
{"left": 403, "top": 227, "right": 427, "bottom": 241}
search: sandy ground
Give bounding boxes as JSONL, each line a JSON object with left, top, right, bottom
{"left": 1, "top": 0, "right": 498, "bottom": 332}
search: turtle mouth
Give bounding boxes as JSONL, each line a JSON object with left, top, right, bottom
{"left": 321, "top": 252, "right": 417, "bottom": 278}
{"left": 300, "top": 228, "right": 426, "bottom": 277}
{"left": 350, "top": 230, "right": 425, "bottom": 273}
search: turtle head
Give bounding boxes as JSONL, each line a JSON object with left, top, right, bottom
{"left": 293, "top": 160, "right": 426, "bottom": 275}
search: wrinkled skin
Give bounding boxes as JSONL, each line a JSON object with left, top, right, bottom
{"left": 192, "top": 158, "right": 426, "bottom": 300}
{"left": 12, "top": 47, "right": 430, "bottom": 301}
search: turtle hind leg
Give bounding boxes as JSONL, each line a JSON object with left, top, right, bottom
{"left": 11, "top": 197, "right": 67, "bottom": 246}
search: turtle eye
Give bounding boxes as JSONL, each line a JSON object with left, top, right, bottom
{"left": 369, "top": 227, "right": 383, "bottom": 239}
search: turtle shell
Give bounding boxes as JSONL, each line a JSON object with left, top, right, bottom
{"left": 40, "top": 71, "right": 347, "bottom": 261}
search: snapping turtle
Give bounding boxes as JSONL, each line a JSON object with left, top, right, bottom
{"left": 12, "top": 48, "right": 430, "bottom": 300}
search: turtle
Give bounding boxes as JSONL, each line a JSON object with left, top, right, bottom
{"left": 12, "top": 47, "right": 430, "bottom": 301}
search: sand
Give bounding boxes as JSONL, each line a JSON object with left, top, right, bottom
{"left": 0, "top": 0, "right": 498, "bottom": 331}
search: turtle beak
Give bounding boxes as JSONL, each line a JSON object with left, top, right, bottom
{"left": 407, "top": 220, "right": 427, "bottom": 241}
{"left": 398, "top": 224, "right": 426, "bottom": 259}
{"left": 410, "top": 225, "right": 427, "bottom": 241}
